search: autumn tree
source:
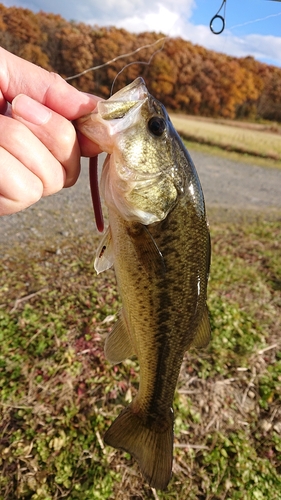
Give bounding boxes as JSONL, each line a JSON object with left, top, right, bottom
{"left": 0, "top": 6, "right": 50, "bottom": 68}
{"left": 257, "top": 67, "right": 281, "bottom": 121}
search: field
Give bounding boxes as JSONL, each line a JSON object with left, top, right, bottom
{"left": 170, "top": 114, "right": 281, "bottom": 167}
{"left": 0, "top": 116, "right": 281, "bottom": 499}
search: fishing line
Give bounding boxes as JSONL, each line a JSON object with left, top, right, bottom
{"left": 110, "top": 37, "right": 168, "bottom": 96}
{"left": 229, "top": 11, "right": 281, "bottom": 30}
{"left": 65, "top": 36, "right": 168, "bottom": 82}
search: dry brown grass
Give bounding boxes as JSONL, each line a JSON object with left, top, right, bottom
{"left": 170, "top": 114, "right": 281, "bottom": 163}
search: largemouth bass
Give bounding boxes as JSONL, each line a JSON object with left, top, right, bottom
{"left": 76, "top": 78, "right": 211, "bottom": 490}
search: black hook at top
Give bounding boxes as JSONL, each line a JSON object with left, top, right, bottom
{"left": 210, "top": 0, "right": 227, "bottom": 34}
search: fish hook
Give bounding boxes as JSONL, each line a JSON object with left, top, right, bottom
{"left": 210, "top": 0, "right": 227, "bottom": 34}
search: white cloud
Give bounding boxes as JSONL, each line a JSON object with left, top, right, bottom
{"left": 86, "top": 0, "right": 194, "bottom": 32}
{"left": 99, "top": 4, "right": 184, "bottom": 35}
{"left": 5, "top": 0, "right": 194, "bottom": 26}
{"left": 243, "top": 33, "right": 281, "bottom": 65}
{"left": 182, "top": 23, "right": 281, "bottom": 65}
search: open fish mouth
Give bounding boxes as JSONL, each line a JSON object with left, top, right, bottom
{"left": 78, "top": 77, "right": 149, "bottom": 143}
{"left": 100, "top": 77, "right": 148, "bottom": 110}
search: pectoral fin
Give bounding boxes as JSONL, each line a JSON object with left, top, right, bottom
{"left": 190, "top": 305, "right": 211, "bottom": 349}
{"left": 105, "top": 311, "right": 135, "bottom": 364}
{"left": 94, "top": 227, "right": 114, "bottom": 274}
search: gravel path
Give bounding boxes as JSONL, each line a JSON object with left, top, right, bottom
{"left": 1, "top": 151, "right": 281, "bottom": 254}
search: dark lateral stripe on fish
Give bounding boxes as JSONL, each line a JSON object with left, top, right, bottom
{"left": 145, "top": 292, "right": 178, "bottom": 417}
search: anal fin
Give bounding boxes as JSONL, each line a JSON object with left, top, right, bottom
{"left": 105, "top": 311, "right": 135, "bottom": 364}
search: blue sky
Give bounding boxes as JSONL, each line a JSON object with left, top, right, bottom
{"left": 2, "top": 0, "right": 281, "bottom": 66}
{"left": 193, "top": 1, "right": 281, "bottom": 36}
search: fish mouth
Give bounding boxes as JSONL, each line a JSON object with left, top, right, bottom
{"left": 103, "top": 77, "right": 148, "bottom": 111}
{"left": 96, "top": 77, "right": 149, "bottom": 135}
{"left": 77, "top": 77, "right": 149, "bottom": 147}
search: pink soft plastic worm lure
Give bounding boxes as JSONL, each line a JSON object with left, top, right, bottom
{"left": 89, "top": 156, "right": 104, "bottom": 233}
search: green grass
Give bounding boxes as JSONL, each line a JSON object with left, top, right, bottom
{"left": 0, "top": 217, "right": 281, "bottom": 499}
{"left": 170, "top": 114, "right": 281, "bottom": 168}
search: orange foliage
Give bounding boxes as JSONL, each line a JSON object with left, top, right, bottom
{"left": 0, "top": 4, "right": 281, "bottom": 121}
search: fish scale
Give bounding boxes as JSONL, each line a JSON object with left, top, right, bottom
{"left": 76, "top": 77, "right": 211, "bottom": 490}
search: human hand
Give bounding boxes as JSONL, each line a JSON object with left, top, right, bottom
{"left": 0, "top": 47, "right": 101, "bottom": 216}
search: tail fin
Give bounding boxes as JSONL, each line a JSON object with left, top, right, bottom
{"left": 104, "top": 404, "right": 173, "bottom": 490}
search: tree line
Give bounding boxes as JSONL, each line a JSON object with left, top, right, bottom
{"left": 1, "top": 3, "right": 281, "bottom": 122}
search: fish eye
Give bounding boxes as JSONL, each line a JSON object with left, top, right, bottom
{"left": 148, "top": 117, "right": 166, "bottom": 137}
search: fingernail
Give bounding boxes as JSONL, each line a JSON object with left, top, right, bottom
{"left": 12, "top": 94, "right": 52, "bottom": 125}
